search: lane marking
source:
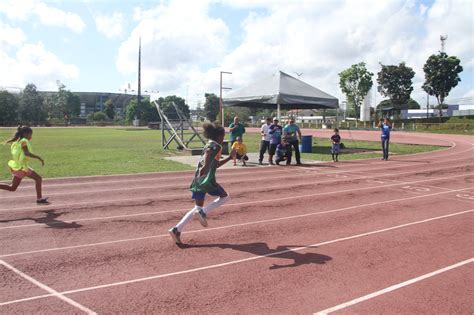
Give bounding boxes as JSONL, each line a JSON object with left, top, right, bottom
{"left": 314, "top": 258, "right": 474, "bottom": 314}
{"left": 0, "top": 260, "right": 96, "bottom": 314}
{"left": 1, "top": 149, "right": 472, "bottom": 199}
{"left": 401, "top": 185, "right": 431, "bottom": 192}
{"left": 0, "top": 186, "right": 472, "bottom": 258}
{"left": 456, "top": 193, "right": 474, "bottom": 201}
{"left": 1, "top": 210, "right": 472, "bottom": 307}
{"left": 1, "top": 172, "right": 473, "bottom": 231}
{"left": 1, "top": 161, "right": 473, "bottom": 213}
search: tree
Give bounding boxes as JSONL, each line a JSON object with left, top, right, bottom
{"left": 219, "top": 106, "right": 251, "bottom": 126}
{"left": 125, "top": 99, "right": 158, "bottom": 124}
{"left": 377, "top": 62, "right": 415, "bottom": 109}
{"left": 18, "top": 84, "right": 46, "bottom": 125}
{"left": 422, "top": 52, "right": 463, "bottom": 118}
{"left": 104, "top": 99, "right": 115, "bottom": 119}
{"left": 156, "top": 95, "right": 190, "bottom": 120}
{"left": 376, "top": 98, "right": 420, "bottom": 110}
{"left": 339, "top": 62, "right": 374, "bottom": 119}
{"left": 204, "top": 93, "right": 220, "bottom": 122}
{"left": 0, "top": 90, "right": 19, "bottom": 125}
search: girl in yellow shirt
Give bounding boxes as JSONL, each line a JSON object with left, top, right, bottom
{"left": 231, "top": 137, "right": 248, "bottom": 166}
{"left": 0, "top": 126, "right": 48, "bottom": 204}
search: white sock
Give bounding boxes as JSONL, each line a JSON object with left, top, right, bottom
{"left": 176, "top": 206, "right": 202, "bottom": 232}
{"left": 203, "top": 196, "right": 230, "bottom": 215}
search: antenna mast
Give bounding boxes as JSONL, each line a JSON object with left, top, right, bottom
{"left": 440, "top": 35, "right": 447, "bottom": 52}
{"left": 138, "top": 37, "right": 142, "bottom": 109}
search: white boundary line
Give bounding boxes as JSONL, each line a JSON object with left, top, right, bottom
{"left": 0, "top": 260, "right": 96, "bottom": 314}
{"left": 0, "top": 209, "right": 472, "bottom": 307}
{"left": 1, "top": 155, "right": 473, "bottom": 202}
{"left": 1, "top": 159, "right": 473, "bottom": 213}
{"left": 1, "top": 186, "right": 472, "bottom": 258}
{"left": 1, "top": 171, "right": 472, "bottom": 231}
{"left": 314, "top": 258, "right": 474, "bottom": 314}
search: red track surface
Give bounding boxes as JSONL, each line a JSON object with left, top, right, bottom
{"left": 0, "top": 129, "right": 473, "bottom": 314}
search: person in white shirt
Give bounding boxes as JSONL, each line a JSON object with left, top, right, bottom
{"left": 258, "top": 117, "right": 272, "bottom": 165}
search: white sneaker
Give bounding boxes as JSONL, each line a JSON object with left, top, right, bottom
{"left": 195, "top": 208, "right": 208, "bottom": 227}
{"left": 168, "top": 227, "right": 182, "bottom": 244}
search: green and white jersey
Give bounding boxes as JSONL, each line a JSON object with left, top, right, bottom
{"left": 190, "top": 140, "right": 222, "bottom": 193}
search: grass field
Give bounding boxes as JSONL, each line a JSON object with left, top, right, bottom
{"left": 0, "top": 127, "right": 442, "bottom": 180}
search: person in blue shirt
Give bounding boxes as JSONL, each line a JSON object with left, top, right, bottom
{"left": 283, "top": 118, "right": 302, "bottom": 165}
{"left": 275, "top": 137, "right": 292, "bottom": 165}
{"left": 268, "top": 117, "right": 282, "bottom": 165}
{"left": 378, "top": 118, "right": 392, "bottom": 160}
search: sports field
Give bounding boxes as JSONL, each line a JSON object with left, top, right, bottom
{"left": 0, "top": 127, "right": 442, "bottom": 179}
{"left": 0, "top": 129, "right": 472, "bottom": 313}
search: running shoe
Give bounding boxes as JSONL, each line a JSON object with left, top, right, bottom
{"left": 169, "top": 227, "right": 182, "bottom": 244}
{"left": 36, "top": 197, "right": 49, "bottom": 204}
{"left": 195, "top": 208, "right": 208, "bottom": 227}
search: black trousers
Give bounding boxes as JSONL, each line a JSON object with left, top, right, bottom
{"left": 259, "top": 140, "right": 270, "bottom": 162}
{"left": 288, "top": 140, "right": 301, "bottom": 164}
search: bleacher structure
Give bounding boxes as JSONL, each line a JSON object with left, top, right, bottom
{"left": 154, "top": 101, "right": 206, "bottom": 153}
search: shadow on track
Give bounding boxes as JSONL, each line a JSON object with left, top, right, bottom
{"left": 180, "top": 242, "right": 332, "bottom": 270}
{"left": 0, "top": 210, "right": 82, "bottom": 229}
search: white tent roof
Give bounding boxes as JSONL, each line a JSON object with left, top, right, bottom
{"left": 223, "top": 71, "right": 339, "bottom": 110}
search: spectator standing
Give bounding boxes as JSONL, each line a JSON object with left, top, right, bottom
{"left": 331, "top": 128, "right": 341, "bottom": 162}
{"left": 258, "top": 117, "right": 272, "bottom": 165}
{"left": 228, "top": 116, "right": 246, "bottom": 147}
{"left": 283, "top": 117, "right": 302, "bottom": 165}
{"left": 378, "top": 118, "right": 392, "bottom": 160}
{"left": 268, "top": 118, "right": 283, "bottom": 165}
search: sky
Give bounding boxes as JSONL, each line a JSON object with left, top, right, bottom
{"left": 0, "top": 0, "right": 472, "bottom": 109}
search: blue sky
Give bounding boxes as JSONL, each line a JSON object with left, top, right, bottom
{"left": 0, "top": 0, "right": 472, "bottom": 108}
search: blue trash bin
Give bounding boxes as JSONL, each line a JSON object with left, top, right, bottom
{"left": 299, "top": 135, "right": 313, "bottom": 153}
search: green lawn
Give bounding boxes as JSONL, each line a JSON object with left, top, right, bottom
{"left": 0, "top": 127, "right": 443, "bottom": 180}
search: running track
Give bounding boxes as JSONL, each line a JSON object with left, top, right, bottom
{"left": 0, "top": 129, "right": 473, "bottom": 314}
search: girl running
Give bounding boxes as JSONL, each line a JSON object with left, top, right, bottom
{"left": 169, "top": 122, "right": 236, "bottom": 244}
{"left": 0, "top": 126, "right": 48, "bottom": 204}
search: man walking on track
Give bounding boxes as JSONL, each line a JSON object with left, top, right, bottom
{"left": 259, "top": 117, "right": 272, "bottom": 165}
{"left": 228, "top": 116, "right": 246, "bottom": 147}
{"left": 283, "top": 117, "right": 302, "bottom": 165}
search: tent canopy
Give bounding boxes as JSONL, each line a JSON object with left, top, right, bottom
{"left": 223, "top": 71, "right": 339, "bottom": 110}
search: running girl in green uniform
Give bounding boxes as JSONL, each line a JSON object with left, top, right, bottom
{"left": 0, "top": 126, "right": 48, "bottom": 204}
{"left": 169, "top": 122, "right": 236, "bottom": 244}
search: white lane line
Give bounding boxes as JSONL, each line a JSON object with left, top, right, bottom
{"left": 1, "top": 186, "right": 472, "bottom": 258}
{"left": 2, "top": 155, "right": 472, "bottom": 202}
{"left": 1, "top": 159, "right": 473, "bottom": 214}
{"left": 0, "top": 260, "right": 96, "bottom": 314}
{"left": 1, "top": 171, "right": 472, "bottom": 231}
{"left": 1, "top": 210, "right": 472, "bottom": 307}
{"left": 314, "top": 258, "right": 474, "bottom": 315}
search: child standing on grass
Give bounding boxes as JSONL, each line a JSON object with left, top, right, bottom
{"left": 231, "top": 137, "right": 248, "bottom": 166}
{"left": 169, "top": 122, "right": 236, "bottom": 244}
{"left": 331, "top": 128, "right": 341, "bottom": 162}
{"left": 0, "top": 126, "right": 48, "bottom": 204}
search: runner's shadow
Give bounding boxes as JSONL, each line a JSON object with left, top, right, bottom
{"left": 0, "top": 210, "right": 82, "bottom": 229}
{"left": 180, "top": 242, "right": 332, "bottom": 270}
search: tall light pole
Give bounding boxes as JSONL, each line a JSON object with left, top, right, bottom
{"left": 220, "top": 71, "right": 232, "bottom": 126}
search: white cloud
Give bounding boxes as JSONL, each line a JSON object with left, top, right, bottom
{"left": 117, "top": 0, "right": 229, "bottom": 93}
{"left": 95, "top": 12, "right": 125, "bottom": 39}
{"left": 0, "top": 21, "right": 27, "bottom": 49}
{"left": 117, "top": 0, "right": 473, "bottom": 108}
{"left": 0, "top": 42, "right": 80, "bottom": 90}
{"left": 0, "top": 0, "right": 85, "bottom": 33}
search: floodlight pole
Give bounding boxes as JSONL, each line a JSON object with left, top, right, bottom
{"left": 220, "top": 71, "right": 232, "bottom": 126}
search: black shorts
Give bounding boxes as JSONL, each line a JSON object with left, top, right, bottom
{"left": 236, "top": 154, "right": 249, "bottom": 160}
{"left": 269, "top": 143, "right": 278, "bottom": 155}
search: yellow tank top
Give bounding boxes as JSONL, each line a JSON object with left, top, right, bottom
{"left": 8, "top": 138, "right": 32, "bottom": 171}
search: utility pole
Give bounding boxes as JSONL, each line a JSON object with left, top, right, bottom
{"left": 137, "top": 37, "right": 142, "bottom": 112}
{"left": 219, "top": 71, "right": 232, "bottom": 126}
{"left": 440, "top": 35, "right": 447, "bottom": 52}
